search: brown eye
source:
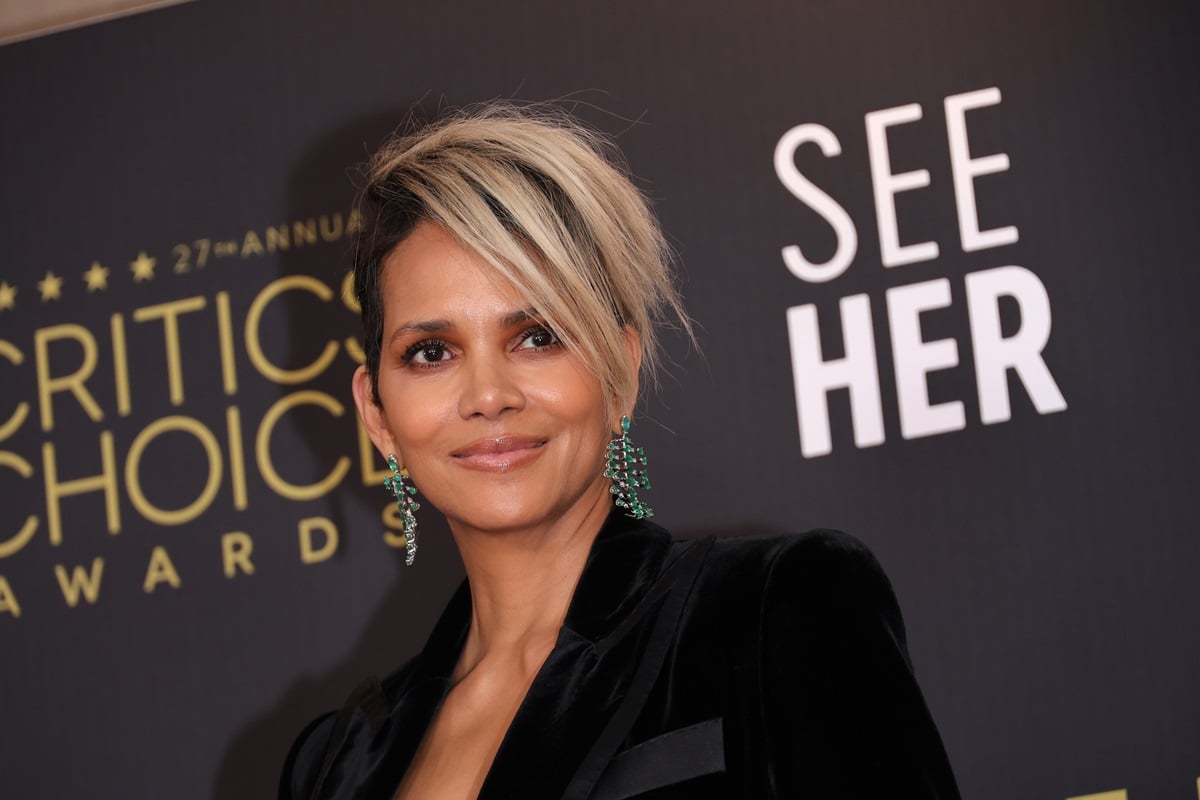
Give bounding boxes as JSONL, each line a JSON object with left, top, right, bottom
{"left": 517, "top": 326, "right": 560, "bottom": 351}
{"left": 403, "top": 339, "right": 452, "bottom": 365}
{"left": 418, "top": 345, "right": 446, "bottom": 362}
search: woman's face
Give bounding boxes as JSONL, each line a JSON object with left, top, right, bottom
{"left": 354, "top": 221, "right": 624, "bottom": 537}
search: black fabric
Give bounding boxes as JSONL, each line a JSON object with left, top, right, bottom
{"left": 280, "top": 512, "right": 961, "bottom": 799}
{"left": 591, "top": 717, "right": 726, "bottom": 800}
{"left": 562, "top": 538, "right": 712, "bottom": 800}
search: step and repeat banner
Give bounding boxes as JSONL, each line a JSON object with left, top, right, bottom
{"left": 1, "top": 1, "right": 1196, "bottom": 798}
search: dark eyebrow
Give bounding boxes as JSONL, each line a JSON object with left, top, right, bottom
{"left": 501, "top": 307, "right": 542, "bottom": 328}
{"left": 388, "top": 307, "right": 541, "bottom": 345}
{"left": 390, "top": 319, "right": 451, "bottom": 343}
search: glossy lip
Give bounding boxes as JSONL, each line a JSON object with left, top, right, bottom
{"left": 450, "top": 435, "right": 547, "bottom": 472}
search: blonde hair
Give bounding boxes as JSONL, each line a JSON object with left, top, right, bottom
{"left": 353, "top": 102, "right": 691, "bottom": 419}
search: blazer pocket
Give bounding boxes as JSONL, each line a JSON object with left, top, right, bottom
{"left": 590, "top": 717, "right": 725, "bottom": 800}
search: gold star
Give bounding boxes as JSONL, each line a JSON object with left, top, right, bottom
{"left": 130, "top": 251, "right": 156, "bottom": 282}
{"left": 83, "top": 261, "right": 110, "bottom": 292}
{"left": 38, "top": 271, "right": 63, "bottom": 301}
{"left": 0, "top": 281, "right": 15, "bottom": 311}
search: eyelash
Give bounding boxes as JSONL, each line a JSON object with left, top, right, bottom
{"left": 400, "top": 325, "right": 560, "bottom": 368}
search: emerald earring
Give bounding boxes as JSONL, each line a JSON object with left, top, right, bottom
{"left": 604, "top": 415, "right": 653, "bottom": 519}
{"left": 384, "top": 454, "right": 419, "bottom": 565}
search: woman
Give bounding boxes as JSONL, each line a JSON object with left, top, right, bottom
{"left": 281, "top": 103, "right": 960, "bottom": 799}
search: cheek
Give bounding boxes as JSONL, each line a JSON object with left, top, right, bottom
{"left": 379, "top": 378, "right": 453, "bottom": 453}
{"left": 533, "top": 364, "right": 609, "bottom": 436}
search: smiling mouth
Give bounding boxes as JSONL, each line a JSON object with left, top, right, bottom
{"left": 451, "top": 436, "right": 547, "bottom": 471}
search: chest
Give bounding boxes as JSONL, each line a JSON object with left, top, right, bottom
{"left": 393, "top": 659, "right": 546, "bottom": 800}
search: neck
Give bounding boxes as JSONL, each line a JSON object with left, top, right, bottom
{"left": 448, "top": 485, "right": 613, "bottom": 681}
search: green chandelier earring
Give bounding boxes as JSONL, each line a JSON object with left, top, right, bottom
{"left": 604, "top": 415, "right": 654, "bottom": 519}
{"left": 384, "top": 454, "right": 420, "bottom": 566}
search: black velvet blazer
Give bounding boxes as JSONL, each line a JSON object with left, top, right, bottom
{"left": 281, "top": 512, "right": 960, "bottom": 799}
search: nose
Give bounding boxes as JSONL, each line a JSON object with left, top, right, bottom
{"left": 457, "top": 352, "right": 525, "bottom": 419}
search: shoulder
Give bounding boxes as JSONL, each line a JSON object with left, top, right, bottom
{"left": 706, "top": 527, "right": 874, "bottom": 563}
{"left": 697, "top": 528, "right": 891, "bottom": 598}
{"left": 714, "top": 532, "right": 959, "bottom": 796}
{"left": 278, "top": 711, "right": 336, "bottom": 800}
{"left": 690, "top": 528, "right": 906, "bottom": 648}
{"left": 278, "top": 661, "right": 420, "bottom": 799}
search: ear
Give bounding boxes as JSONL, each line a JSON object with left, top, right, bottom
{"left": 352, "top": 365, "right": 401, "bottom": 462}
{"left": 618, "top": 326, "right": 644, "bottom": 420}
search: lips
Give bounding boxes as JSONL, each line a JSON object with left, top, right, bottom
{"left": 450, "top": 435, "right": 547, "bottom": 471}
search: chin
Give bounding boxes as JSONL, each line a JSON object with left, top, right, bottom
{"left": 448, "top": 506, "right": 554, "bottom": 536}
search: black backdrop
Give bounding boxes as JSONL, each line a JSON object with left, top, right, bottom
{"left": 1, "top": 1, "right": 1197, "bottom": 798}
